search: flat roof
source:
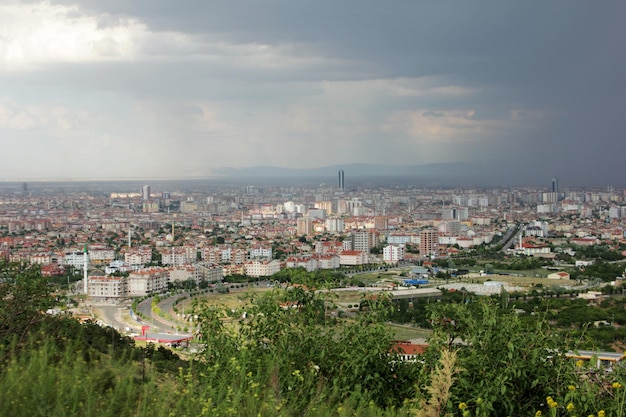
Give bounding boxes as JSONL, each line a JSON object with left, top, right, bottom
{"left": 391, "top": 288, "right": 442, "bottom": 299}
{"left": 567, "top": 350, "right": 626, "bottom": 361}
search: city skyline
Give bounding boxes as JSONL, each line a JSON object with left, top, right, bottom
{"left": 0, "top": 1, "right": 625, "bottom": 184}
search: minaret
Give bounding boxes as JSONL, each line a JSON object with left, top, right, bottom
{"left": 83, "top": 244, "right": 89, "bottom": 294}
{"left": 128, "top": 227, "right": 132, "bottom": 247}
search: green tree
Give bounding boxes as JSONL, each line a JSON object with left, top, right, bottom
{"left": 426, "top": 300, "right": 574, "bottom": 416}
{"left": 0, "top": 261, "right": 55, "bottom": 347}
{"left": 193, "top": 287, "right": 421, "bottom": 409}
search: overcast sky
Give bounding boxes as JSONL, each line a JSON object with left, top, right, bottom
{"left": 0, "top": 1, "right": 624, "bottom": 184}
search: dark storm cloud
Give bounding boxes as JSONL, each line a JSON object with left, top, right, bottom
{"left": 48, "top": 1, "right": 626, "bottom": 107}
{"left": 3, "top": 0, "right": 626, "bottom": 184}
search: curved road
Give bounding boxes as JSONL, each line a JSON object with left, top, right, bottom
{"left": 92, "top": 282, "right": 266, "bottom": 335}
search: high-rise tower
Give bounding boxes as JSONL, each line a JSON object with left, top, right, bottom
{"left": 338, "top": 170, "right": 345, "bottom": 191}
{"left": 142, "top": 185, "right": 151, "bottom": 201}
{"left": 551, "top": 177, "right": 559, "bottom": 201}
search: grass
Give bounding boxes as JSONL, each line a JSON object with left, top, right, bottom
{"left": 388, "top": 323, "right": 431, "bottom": 341}
{"left": 177, "top": 287, "right": 272, "bottom": 313}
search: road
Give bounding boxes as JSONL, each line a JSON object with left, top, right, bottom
{"left": 92, "top": 303, "right": 137, "bottom": 333}
{"left": 499, "top": 227, "right": 520, "bottom": 252}
{"left": 92, "top": 297, "right": 181, "bottom": 335}
{"left": 91, "top": 281, "right": 273, "bottom": 335}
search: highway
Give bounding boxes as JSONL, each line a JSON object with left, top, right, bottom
{"left": 499, "top": 226, "right": 521, "bottom": 252}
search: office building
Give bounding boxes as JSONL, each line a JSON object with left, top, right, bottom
{"left": 338, "top": 170, "right": 345, "bottom": 190}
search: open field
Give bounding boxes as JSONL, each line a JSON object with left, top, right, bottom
{"left": 459, "top": 274, "right": 579, "bottom": 288}
{"left": 176, "top": 287, "right": 273, "bottom": 312}
{"left": 388, "top": 323, "right": 431, "bottom": 341}
{"left": 346, "top": 269, "right": 410, "bottom": 284}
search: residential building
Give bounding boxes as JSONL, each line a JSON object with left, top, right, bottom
{"left": 127, "top": 268, "right": 169, "bottom": 297}
{"left": 88, "top": 275, "right": 127, "bottom": 299}
{"left": 419, "top": 229, "right": 438, "bottom": 257}
{"left": 244, "top": 260, "right": 281, "bottom": 277}
{"left": 339, "top": 250, "right": 369, "bottom": 266}
{"left": 383, "top": 245, "right": 405, "bottom": 263}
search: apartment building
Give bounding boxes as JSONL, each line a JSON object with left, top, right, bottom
{"left": 127, "top": 268, "right": 169, "bottom": 297}
{"left": 244, "top": 260, "right": 281, "bottom": 277}
{"left": 419, "top": 229, "right": 439, "bottom": 257}
{"left": 88, "top": 275, "right": 127, "bottom": 299}
{"left": 383, "top": 245, "right": 405, "bottom": 263}
{"left": 125, "top": 246, "right": 153, "bottom": 265}
{"left": 339, "top": 250, "right": 369, "bottom": 266}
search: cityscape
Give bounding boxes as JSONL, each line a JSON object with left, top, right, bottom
{"left": 1, "top": 172, "right": 625, "bottom": 302}
{"left": 2, "top": 1, "right": 626, "bottom": 415}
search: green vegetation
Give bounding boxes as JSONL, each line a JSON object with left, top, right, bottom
{"left": 2, "top": 260, "right": 626, "bottom": 416}
{"left": 568, "top": 259, "right": 626, "bottom": 281}
{"left": 571, "top": 244, "right": 624, "bottom": 262}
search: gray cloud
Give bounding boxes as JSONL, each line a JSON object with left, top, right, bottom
{"left": 1, "top": 0, "right": 625, "bottom": 184}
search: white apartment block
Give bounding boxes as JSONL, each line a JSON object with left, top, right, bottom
{"left": 30, "top": 253, "right": 52, "bottom": 265}
{"left": 339, "top": 250, "right": 369, "bottom": 266}
{"left": 64, "top": 251, "right": 87, "bottom": 270}
{"left": 244, "top": 260, "right": 281, "bottom": 277}
{"left": 383, "top": 245, "right": 405, "bottom": 263}
{"left": 314, "top": 241, "right": 344, "bottom": 254}
{"left": 313, "top": 254, "right": 340, "bottom": 269}
{"left": 286, "top": 256, "right": 318, "bottom": 272}
{"left": 169, "top": 265, "right": 196, "bottom": 283}
{"left": 105, "top": 260, "right": 141, "bottom": 275}
{"left": 325, "top": 218, "right": 345, "bottom": 233}
{"left": 537, "top": 204, "right": 556, "bottom": 214}
{"left": 88, "top": 246, "right": 115, "bottom": 265}
{"left": 352, "top": 230, "right": 379, "bottom": 252}
{"left": 160, "top": 246, "right": 197, "bottom": 266}
{"left": 232, "top": 248, "right": 249, "bottom": 264}
{"left": 387, "top": 234, "right": 419, "bottom": 245}
{"left": 125, "top": 247, "right": 152, "bottom": 265}
{"left": 207, "top": 246, "right": 247, "bottom": 264}
{"left": 201, "top": 247, "right": 223, "bottom": 263}
{"left": 128, "top": 268, "right": 169, "bottom": 297}
{"left": 161, "top": 251, "right": 190, "bottom": 267}
{"left": 249, "top": 246, "right": 273, "bottom": 259}
{"left": 88, "top": 276, "right": 127, "bottom": 299}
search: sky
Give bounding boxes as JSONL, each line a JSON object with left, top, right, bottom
{"left": 0, "top": 1, "right": 624, "bottom": 184}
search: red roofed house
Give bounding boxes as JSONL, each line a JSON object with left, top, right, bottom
{"left": 390, "top": 341, "right": 428, "bottom": 362}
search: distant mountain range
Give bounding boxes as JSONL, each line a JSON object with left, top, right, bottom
{"left": 212, "top": 162, "right": 530, "bottom": 187}
{"left": 214, "top": 162, "right": 469, "bottom": 178}
{"left": 212, "top": 162, "right": 618, "bottom": 188}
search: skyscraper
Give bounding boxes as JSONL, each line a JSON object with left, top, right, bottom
{"left": 551, "top": 177, "right": 559, "bottom": 201}
{"left": 551, "top": 177, "right": 558, "bottom": 195}
{"left": 338, "top": 170, "right": 345, "bottom": 190}
{"left": 142, "top": 185, "right": 151, "bottom": 201}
